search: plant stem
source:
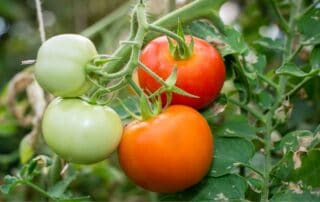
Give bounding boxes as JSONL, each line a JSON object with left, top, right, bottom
{"left": 147, "top": 24, "right": 187, "bottom": 48}
{"left": 81, "top": 0, "right": 133, "bottom": 38}
{"left": 285, "top": 76, "right": 313, "bottom": 97}
{"left": 105, "top": 0, "right": 226, "bottom": 74}
{"left": 261, "top": 1, "right": 303, "bottom": 201}
{"left": 138, "top": 61, "right": 167, "bottom": 86}
{"left": 228, "top": 98, "right": 266, "bottom": 124}
{"left": 257, "top": 73, "right": 278, "bottom": 90}
{"left": 23, "top": 180, "right": 55, "bottom": 201}
{"left": 270, "top": 0, "right": 289, "bottom": 34}
{"left": 237, "top": 163, "right": 265, "bottom": 179}
{"left": 35, "top": 0, "right": 46, "bottom": 43}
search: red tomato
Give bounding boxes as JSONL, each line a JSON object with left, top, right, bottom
{"left": 118, "top": 105, "right": 213, "bottom": 193}
{"left": 138, "top": 35, "right": 226, "bottom": 109}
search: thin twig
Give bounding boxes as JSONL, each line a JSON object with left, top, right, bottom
{"left": 270, "top": 0, "right": 289, "bottom": 34}
{"left": 35, "top": 0, "right": 46, "bottom": 43}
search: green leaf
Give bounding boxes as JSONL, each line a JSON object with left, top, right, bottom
{"left": 0, "top": 175, "right": 20, "bottom": 194}
{"left": 254, "top": 37, "right": 284, "bottom": 51}
{"left": 223, "top": 27, "right": 248, "bottom": 54}
{"left": 271, "top": 191, "right": 320, "bottom": 202}
{"left": 297, "top": 7, "right": 320, "bottom": 45}
{"left": 246, "top": 177, "right": 263, "bottom": 193}
{"left": 271, "top": 151, "right": 294, "bottom": 180}
{"left": 19, "top": 135, "right": 35, "bottom": 164}
{"left": 210, "top": 137, "right": 255, "bottom": 177}
{"left": 48, "top": 168, "right": 77, "bottom": 198}
{"left": 289, "top": 149, "right": 320, "bottom": 187}
{"left": 257, "top": 91, "right": 273, "bottom": 109}
{"left": 272, "top": 149, "right": 320, "bottom": 188}
{"left": 188, "top": 21, "right": 248, "bottom": 56}
{"left": 214, "top": 115, "right": 257, "bottom": 140}
{"left": 244, "top": 52, "right": 267, "bottom": 74}
{"left": 57, "top": 196, "right": 91, "bottom": 202}
{"left": 111, "top": 96, "right": 140, "bottom": 120}
{"left": 310, "top": 45, "right": 320, "bottom": 71}
{"left": 160, "top": 174, "right": 248, "bottom": 201}
{"left": 276, "top": 63, "right": 310, "bottom": 77}
{"left": 275, "top": 130, "right": 315, "bottom": 153}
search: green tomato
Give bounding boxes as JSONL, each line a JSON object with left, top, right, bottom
{"left": 35, "top": 34, "right": 97, "bottom": 97}
{"left": 42, "top": 98, "right": 123, "bottom": 164}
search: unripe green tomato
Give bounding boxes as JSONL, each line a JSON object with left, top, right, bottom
{"left": 42, "top": 98, "right": 123, "bottom": 164}
{"left": 35, "top": 34, "right": 97, "bottom": 97}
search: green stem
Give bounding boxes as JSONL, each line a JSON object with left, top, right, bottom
{"left": 285, "top": 76, "right": 313, "bottom": 97}
{"left": 286, "top": 43, "right": 303, "bottom": 62}
{"left": 228, "top": 98, "right": 266, "bottom": 124}
{"left": 270, "top": 0, "right": 289, "bottom": 34}
{"left": 236, "top": 163, "right": 265, "bottom": 179}
{"left": 127, "top": 77, "right": 142, "bottom": 96}
{"left": 148, "top": 24, "right": 189, "bottom": 50}
{"left": 138, "top": 61, "right": 167, "bottom": 86}
{"left": 105, "top": 0, "right": 225, "bottom": 73}
{"left": 298, "top": 0, "right": 320, "bottom": 19}
{"left": 23, "top": 180, "right": 55, "bottom": 201}
{"left": 261, "top": 1, "right": 303, "bottom": 201}
{"left": 81, "top": 0, "right": 133, "bottom": 38}
{"left": 257, "top": 73, "right": 278, "bottom": 90}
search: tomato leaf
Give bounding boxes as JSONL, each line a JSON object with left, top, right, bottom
{"left": 274, "top": 130, "right": 315, "bottom": 153}
{"left": 19, "top": 135, "right": 35, "bottom": 164}
{"left": 271, "top": 191, "right": 320, "bottom": 202}
{"left": 310, "top": 45, "right": 320, "bottom": 71}
{"left": 0, "top": 175, "right": 20, "bottom": 194}
{"left": 297, "top": 6, "right": 320, "bottom": 45}
{"left": 276, "top": 63, "right": 310, "bottom": 77}
{"left": 272, "top": 149, "right": 320, "bottom": 188}
{"left": 48, "top": 168, "right": 77, "bottom": 198}
{"left": 160, "top": 174, "right": 247, "bottom": 201}
{"left": 253, "top": 37, "right": 284, "bottom": 51}
{"left": 188, "top": 21, "right": 248, "bottom": 56}
{"left": 210, "top": 137, "right": 255, "bottom": 177}
{"left": 213, "top": 114, "right": 258, "bottom": 140}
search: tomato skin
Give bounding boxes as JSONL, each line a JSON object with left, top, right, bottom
{"left": 118, "top": 105, "right": 213, "bottom": 193}
{"left": 42, "top": 98, "right": 123, "bottom": 164}
{"left": 35, "top": 34, "right": 97, "bottom": 97}
{"left": 138, "top": 36, "right": 226, "bottom": 109}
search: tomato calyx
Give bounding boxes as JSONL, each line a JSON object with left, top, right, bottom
{"left": 167, "top": 20, "right": 194, "bottom": 60}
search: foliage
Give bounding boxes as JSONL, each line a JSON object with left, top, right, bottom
{"left": 1, "top": 0, "right": 320, "bottom": 201}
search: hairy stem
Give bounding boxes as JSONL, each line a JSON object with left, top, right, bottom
{"left": 105, "top": 0, "right": 225, "bottom": 73}
{"left": 35, "top": 0, "right": 46, "bottom": 43}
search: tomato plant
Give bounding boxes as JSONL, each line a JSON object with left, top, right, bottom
{"left": 34, "top": 34, "right": 97, "bottom": 97}
{"left": 118, "top": 105, "right": 213, "bottom": 193}
{"left": 42, "top": 98, "right": 123, "bottom": 164}
{"left": 138, "top": 36, "right": 225, "bottom": 109}
{"left": 1, "top": 0, "right": 320, "bottom": 201}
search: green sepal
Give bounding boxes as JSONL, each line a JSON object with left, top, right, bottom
{"left": 167, "top": 20, "right": 194, "bottom": 60}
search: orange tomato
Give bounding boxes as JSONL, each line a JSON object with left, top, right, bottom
{"left": 118, "top": 105, "right": 213, "bottom": 193}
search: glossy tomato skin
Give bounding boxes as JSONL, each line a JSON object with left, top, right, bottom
{"left": 42, "top": 98, "right": 123, "bottom": 164}
{"left": 138, "top": 35, "right": 226, "bottom": 109}
{"left": 118, "top": 105, "right": 213, "bottom": 193}
{"left": 35, "top": 34, "right": 97, "bottom": 97}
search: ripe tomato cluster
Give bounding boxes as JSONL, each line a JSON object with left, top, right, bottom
{"left": 35, "top": 33, "right": 225, "bottom": 193}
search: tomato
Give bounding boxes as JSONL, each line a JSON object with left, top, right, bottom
{"left": 138, "top": 35, "right": 226, "bottom": 109}
{"left": 118, "top": 105, "right": 213, "bottom": 193}
{"left": 35, "top": 34, "right": 97, "bottom": 97}
{"left": 42, "top": 98, "right": 123, "bottom": 164}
